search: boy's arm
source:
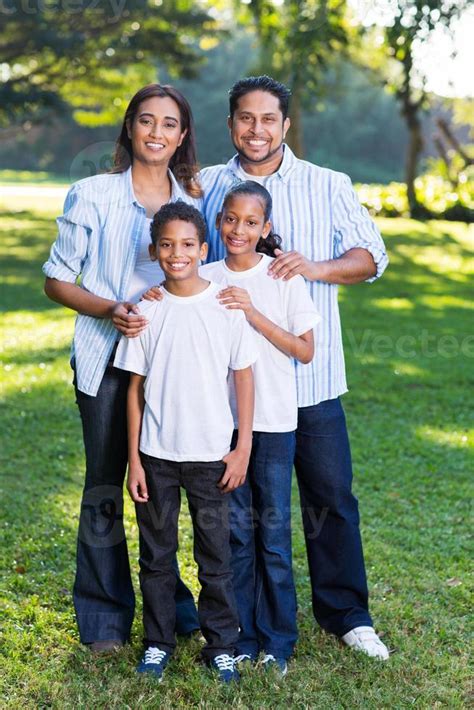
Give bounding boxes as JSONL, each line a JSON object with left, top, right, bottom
{"left": 126, "top": 373, "right": 149, "bottom": 503}
{"left": 218, "top": 366, "right": 254, "bottom": 493}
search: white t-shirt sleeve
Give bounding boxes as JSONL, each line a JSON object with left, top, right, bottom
{"left": 229, "top": 312, "right": 259, "bottom": 371}
{"left": 113, "top": 301, "right": 155, "bottom": 376}
{"left": 286, "top": 275, "right": 322, "bottom": 336}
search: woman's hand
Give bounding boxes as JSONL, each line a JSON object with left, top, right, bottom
{"left": 141, "top": 285, "right": 164, "bottom": 302}
{"left": 217, "top": 286, "right": 257, "bottom": 323}
{"left": 110, "top": 302, "right": 148, "bottom": 338}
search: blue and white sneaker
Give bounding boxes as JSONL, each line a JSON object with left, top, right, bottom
{"left": 234, "top": 653, "right": 257, "bottom": 669}
{"left": 262, "top": 653, "right": 288, "bottom": 677}
{"left": 137, "top": 646, "right": 169, "bottom": 681}
{"left": 208, "top": 653, "right": 240, "bottom": 683}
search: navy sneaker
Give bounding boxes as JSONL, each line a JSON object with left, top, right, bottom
{"left": 234, "top": 653, "right": 257, "bottom": 669}
{"left": 208, "top": 654, "right": 240, "bottom": 683}
{"left": 137, "top": 646, "right": 170, "bottom": 681}
{"left": 262, "top": 653, "right": 288, "bottom": 677}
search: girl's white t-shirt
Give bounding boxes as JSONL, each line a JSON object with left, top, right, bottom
{"left": 200, "top": 255, "right": 321, "bottom": 432}
{"left": 126, "top": 218, "right": 164, "bottom": 303}
{"left": 114, "top": 281, "right": 258, "bottom": 462}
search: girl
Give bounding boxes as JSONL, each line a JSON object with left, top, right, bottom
{"left": 42, "top": 84, "right": 201, "bottom": 650}
{"left": 200, "top": 180, "right": 321, "bottom": 675}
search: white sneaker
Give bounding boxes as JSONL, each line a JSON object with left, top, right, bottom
{"left": 341, "top": 626, "right": 389, "bottom": 660}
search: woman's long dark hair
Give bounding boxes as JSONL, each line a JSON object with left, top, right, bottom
{"left": 222, "top": 181, "right": 282, "bottom": 257}
{"left": 111, "top": 83, "right": 202, "bottom": 198}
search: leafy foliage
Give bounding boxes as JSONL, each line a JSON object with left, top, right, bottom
{"left": 0, "top": 0, "right": 218, "bottom": 127}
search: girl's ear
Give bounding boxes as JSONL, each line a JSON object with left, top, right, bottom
{"left": 215, "top": 212, "right": 222, "bottom": 230}
{"left": 261, "top": 220, "right": 272, "bottom": 239}
{"left": 200, "top": 242, "right": 209, "bottom": 262}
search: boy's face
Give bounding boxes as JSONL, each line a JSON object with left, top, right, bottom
{"left": 149, "top": 219, "right": 208, "bottom": 282}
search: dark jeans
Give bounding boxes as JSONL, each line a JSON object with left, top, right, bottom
{"left": 137, "top": 454, "right": 239, "bottom": 660}
{"left": 73, "top": 364, "right": 199, "bottom": 643}
{"left": 295, "top": 398, "right": 372, "bottom": 637}
{"left": 229, "top": 431, "right": 297, "bottom": 659}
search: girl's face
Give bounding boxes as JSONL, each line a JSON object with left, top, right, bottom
{"left": 127, "top": 96, "right": 187, "bottom": 167}
{"left": 217, "top": 194, "right": 271, "bottom": 257}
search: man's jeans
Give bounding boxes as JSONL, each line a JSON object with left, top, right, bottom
{"left": 73, "top": 364, "right": 199, "bottom": 643}
{"left": 230, "top": 431, "right": 298, "bottom": 660}
{"left": 137, "top": 455, "right": 239, "bottom": 660}
{"left": 295, "top": 398, "right": 372, "bottom": 637}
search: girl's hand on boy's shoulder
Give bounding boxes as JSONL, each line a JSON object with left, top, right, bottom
{"left": 218, "top": 448, "right": 250, "bottom": 493}
{"left": 140, "top": 285, "right": 165, "bottom": 302}
{"left": 217, "top": 286, "right": 257, "bottom": 322}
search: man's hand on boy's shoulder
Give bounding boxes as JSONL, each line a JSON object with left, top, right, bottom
{"left": 218, "top": 447, "right": 251, "bottom": 493}
{"left": 127, "top": 460, "right": 149, "bottom": 503}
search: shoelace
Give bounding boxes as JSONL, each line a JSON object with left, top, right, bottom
{"left": 262, "top": 654, "right": 277, "bottom": 665}
{"left": 213, "top": 654, "right": 235, "bottom": 671}
{"left": 144, "top": 647, "right": 167, "bottom": 665}
{"left": 234, "top": 654, "right": 252, "bottom": 664}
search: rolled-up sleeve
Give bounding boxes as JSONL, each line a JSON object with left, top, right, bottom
{"left": 42, "top": 185, "right": 97, "bottom": 283}
{"left": 332, "top": 174, "right": 388, "bottom": 282}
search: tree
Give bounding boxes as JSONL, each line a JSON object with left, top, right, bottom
{"left": 236, "top": 0, "right": 349, "bottom": 158}
{"left": 361, "top": 1, "right": 468, "bottom": 217}
{"left": 0, "top": 0, "right": 219, "bottom": 130}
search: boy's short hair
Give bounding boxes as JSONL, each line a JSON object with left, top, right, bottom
{"left": 150, "top": 202, "right": 206, "bottom": 245}
{"left": 229, "top": 75, "right": 292, "bottom": 120}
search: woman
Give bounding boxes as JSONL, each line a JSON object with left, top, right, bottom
{"left": 43, "top": 84, "right": 201, "bottom": 651}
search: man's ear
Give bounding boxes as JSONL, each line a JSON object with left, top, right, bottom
{"left": 215, "top": 211, "right": 222, "bottom": 230}
{"left": 200, "top": 242, "right": 209, "bottom": 262}
{"left": 177, "top": 127, "right": 188, "bottom": 147}
{"left": 148, "top": 243, "right": 158, "bottom": 261}
{"left": 283, "top": 117, "right": 291, "bottom": 140}
{"left": 227, "top": 116, "right": 232, "bottom": 131}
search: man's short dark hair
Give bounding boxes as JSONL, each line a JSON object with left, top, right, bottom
{"left": 229, "top": 76, "right": 292, "bottom": 120}
{"left": 150, "top": 201, "right": 206, "bottom": 246}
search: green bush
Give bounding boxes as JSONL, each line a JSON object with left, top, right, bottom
{"left": 356, "top": 170, "right": 474, "bottom": 222}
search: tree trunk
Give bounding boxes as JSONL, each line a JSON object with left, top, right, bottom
{"left": 403, "top": 104, "right": 424, "bottom": 218}
{"left": 286, "top": 76, "right": 304, "bottom": 158}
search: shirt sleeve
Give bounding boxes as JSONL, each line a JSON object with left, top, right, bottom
{"left": 332, "top": 174, "right": 389, "bottom": 283}
{"left": 229, "top": 311, "right": 259, "bottom": 371}
{"left": 285, "top": 275, "right": 322, "bottom": 336}
{"left": 42, "top": 184, "right": 99, "bottom": 283}
{"left": 114, "top": 332, "right": 149, "bottom": 376}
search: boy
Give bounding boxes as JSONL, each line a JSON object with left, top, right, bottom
{"left": 114, "top": 202, "right": 257, "bottom": 683}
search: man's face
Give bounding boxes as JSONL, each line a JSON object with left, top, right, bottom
{"left": 228, "top": 90, "right": 290, "bottom": 166}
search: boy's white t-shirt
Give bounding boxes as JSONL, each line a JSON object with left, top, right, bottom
{"left": 114, "top": 280, "right": 258, "bottom": 462}
{"left": 200, "top": 254, "right": 321, "bottom": 432}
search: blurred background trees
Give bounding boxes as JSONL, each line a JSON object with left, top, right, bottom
{"left": 0, "top": 0, "right": 472, "bottom": 219}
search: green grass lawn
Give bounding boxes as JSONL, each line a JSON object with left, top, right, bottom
{"left": 1, "top": 194, "right": 472, "bottom": 708}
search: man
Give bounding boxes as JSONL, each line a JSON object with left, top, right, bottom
{"left": 199, "top": 75, "right": 390, "bottom": 660}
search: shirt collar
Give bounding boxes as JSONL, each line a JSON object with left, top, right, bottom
{"left": 120, "top": 166, "right": 186, "bottom": 206}
{"left": 225, "top": 144, "right": 298, "bottom": 184}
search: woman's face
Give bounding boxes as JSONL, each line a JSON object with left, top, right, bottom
{"left": 127, "top": 96, "right": 187, "bottom": 167}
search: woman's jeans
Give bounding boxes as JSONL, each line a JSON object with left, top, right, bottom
{"left": 229, "top": 430, "right": 298, "bottom": 660}
{"left": 73, "top": 364, "right": 199, "bottom": 644}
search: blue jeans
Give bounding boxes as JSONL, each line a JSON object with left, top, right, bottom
{"left": 294, "top": 398, "right": 372, "bottom": 637}
{"left": 73, "top": 363, "right": 199, "bottom": 643}
{"left": 230, "top": 431, "right": 297, "bottom": 660}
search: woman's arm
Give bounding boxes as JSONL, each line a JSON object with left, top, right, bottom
{"left": 218, "top": 286, "right": 315, "bottom": 364}
{"left": 126, "top": 373, "right": 149, "bottom": 503}
{"left": 44, "top": 277, "right": 148, "bottom": 337}
{"left": 218, "top": 366, "right": 254, "bottom": 493}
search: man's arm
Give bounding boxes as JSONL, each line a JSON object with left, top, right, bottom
{"left": 126, "top": 373, "right": 149, "bottom": 503}
{"left": 267, "top": 247, "right": 376, "bottom": 285}
{"left": 218, "top": 366, "right": 254, "bottom": 493}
